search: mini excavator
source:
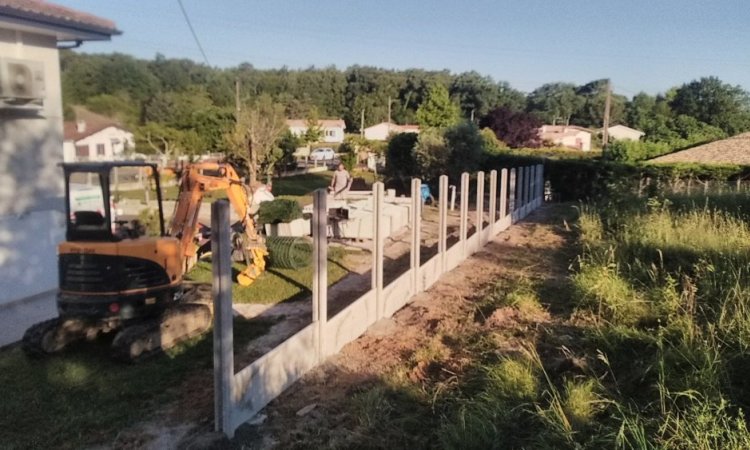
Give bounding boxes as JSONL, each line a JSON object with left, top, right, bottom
{"left": 22, "top": 161, "right": 267, "bottom": 361}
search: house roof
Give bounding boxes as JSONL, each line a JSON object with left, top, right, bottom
{"left": 0, "top": 0, "right": 120, "bottom": 40}
{"left": 286, "top": 119, "right": 346, "bottom": 129}
{"left": 540, "top": 125, "right": 592, "bottom": 138}
{"left": 364, "top": 122, "right": 420, "bottom": 131}
{"left": 608, "top": 124, "right": 644, "bottom": 135}
{"left": 63, "top": 107, "right": 127, "bottom": 142}
{"left": 649, "top": 133, "right": 750, "bottom": 165}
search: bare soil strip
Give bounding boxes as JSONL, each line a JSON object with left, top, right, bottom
{"left": 216, "top": 204, "right": 576, "bottom": 449}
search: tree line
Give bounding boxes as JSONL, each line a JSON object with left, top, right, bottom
{"left": 61, "top": 51, "right": 750, "bottom": 165}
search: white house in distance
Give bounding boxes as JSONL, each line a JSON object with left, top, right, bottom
{"left": 607, "top": 124, "right": 645, "bottom": 141}
{"left": 287, "top": 119, "right": 346, "bottom": 144}
{"left": 63, "top": 108, "right": 134, "bottom": 161}
{"left": 363, "top": 122, "right": 420, "bottom": 141}
{"left": 0, "top": 1, "right": 118, "bottom": 318}
{"left": 539, "top": 125, "right": 593, "bottom": 151}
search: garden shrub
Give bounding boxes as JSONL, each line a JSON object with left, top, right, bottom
{"left": 257, "top": 198, "right": 302, "bottom": 224}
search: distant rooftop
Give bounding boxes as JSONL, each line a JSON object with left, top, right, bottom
{"left": 287, "top": 119, "right": 346, "bottom": 128}
{"left": 0, "top": 0, "right": 120, "bottom": 40}
{"left": 649, "top": 133, "right": 750, "bottom": 165}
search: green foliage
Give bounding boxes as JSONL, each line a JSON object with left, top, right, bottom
{"left": 414, "top": 129, "right": 449, "bottom": 182}
{"left": 608, "top": 140, "right": 672, "bottom": 162}
{"left": 225, "top": 95, "right": 287, "bottom": 185}
{"left": 671, "top": 76, "right": 750, "bottom": 135}
{"left": 479, "top": 127, "right": 509, "bottom": 154}
{"left": 257, "top": 198, "right": 303, "bottom": 224}
{"left": 415, "top": 83, "right": 461, "bottom": 129}
{"left": 443, "top": 121, "right": 485, "bottom": 180}
{"left": 386, "top": 132, "right": 419, "bottom": 180}
{"left": 338, "top": 141, "right": 358, "bottom": 171}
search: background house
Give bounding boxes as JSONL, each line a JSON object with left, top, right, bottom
{"left": 0, "top": 0, "right": 118, "bottom": 311}
{"left": 63, "top": 108, "right": 134, "bottom": 161}
{"left": 287, "top": 119, "right": 346, "bottom": 144}
{"left": 608, "top": 124, "right": 645, "bottom": 141}
{"left": 363, "top": 122, "right": 420, "bottom": 141}
{"left": 539, "top": 125, "right": 592, "bottom": 151}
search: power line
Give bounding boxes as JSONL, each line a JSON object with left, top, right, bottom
{"left": 176, "top": 0, "right": 210, "bottom": 66}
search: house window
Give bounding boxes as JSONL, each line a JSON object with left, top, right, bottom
{"left": 326, "top": 129, "right": 335, "bottom": 137}
{"left": 76, "top": 145, "right": 89, "bottom": 157}
{"left": 97, "top": 144, "right": 105, "bottom": 156}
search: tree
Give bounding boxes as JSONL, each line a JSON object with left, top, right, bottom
{"left": 225, "top": 95, "right": 287, "bottom": 187}
{"left": 135, "top": 122, "right": 200, "bottom": 163}
{"left": 443, "top": 122, "right": 484, "bottom": 179}
{"left": 416, "top": 84, "right": 460, "bottom": 129}
{"left": 303, "top": 108, "right": 324, "bottom": 144}
{"left": 527, "top": 83, "right": 583, "bottom": 125}
{"left": 385, "top": 132, "right": 419, "bottom": 180}
{"left": 414, "top": 129, "right": 449, "bottom": 182}
{"left": 480, "top": 107, "right": 542, "bottom": 148}
{"left": 572, "top": 79, "right": 626, "bottom": 128}
{"left": 670, "top": 76, "right": 750, "bottom": 134}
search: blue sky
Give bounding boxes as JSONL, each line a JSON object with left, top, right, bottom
{"left": 63, "top": 0, "right": 750, "bottom": 96}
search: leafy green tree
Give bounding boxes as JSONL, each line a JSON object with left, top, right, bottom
{"left": 572, "top": 79, "right": 626, "bottom": 128}
{"left": 670, "top": 76, "right": 750, "bottom": 134}
{"left": 527, "top": 83, "right": 583, "bottom": 125}
{"left": 414, "top": 129, "right": 449, "bottom": 182}
{"left": 443, "top": 122, "right": 484, "bottom": 179}
{"left": 225, "top": 95, "right": 287, "bottom": 186}
{"left": 385, "top": 133, "right": 419, "bottom": 180}
{"left": 303, "top": 108, "right": 324, "bottom": 144}
{"left": 416, "top": 84, "right": 460, "bottom": 128}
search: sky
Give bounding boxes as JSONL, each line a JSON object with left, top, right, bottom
{"left": 62, "top": 0, "right": 750, "bottom": 97}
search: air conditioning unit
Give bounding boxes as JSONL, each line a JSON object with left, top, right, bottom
{"left": 0, "top": 58, "right": 45, "bottom": 109}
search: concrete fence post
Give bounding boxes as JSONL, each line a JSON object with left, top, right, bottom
{"left": 438, "top": 175, "right": 448, "bottom": 274}
{"left": 527, "top": 166, "right": 534, "bottom": 216}
{"left": 312, "top": 189, "right": 328, "bottom": 358}
{"left": 372, "top": 182, "right": 385, "bottom": 318}
{"left": 488, "top": 170, "right": 497, "bottom": 236}
{"left": 537, "top": 164, "right": 544, "bottom": 207}
{"left": 514, "top": 168, "right": 523, "bottom": 220}
{"left": 476, "top": 171, "right": 485, "bottom": 247}
{"left": 449, "top": 185, "right": 456, "bottom": 211}
{"left": 500, "top": 168, "right": 508, "bottom": 219}
{"left": 459, "top": 172, "right": 469, "bottom": 256}
{"left": 410, "top": 178, "right": 422, "bottom": 295}
{"left": 522, "top": 166, "right": 530, "bottom": 216}
{"left": 212, "top": 199, "right": 234, "bottom": 437}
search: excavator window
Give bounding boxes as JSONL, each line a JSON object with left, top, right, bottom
{"left": 66, "top": 171, "right": 113, "bottom": 241}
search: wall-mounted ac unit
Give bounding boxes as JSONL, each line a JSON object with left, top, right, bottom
{"left": 0, "top": 58, "right": 45, "bottom": 109}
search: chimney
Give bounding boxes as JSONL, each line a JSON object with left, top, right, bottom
{"left": 76, "top": 120, "right": 86, "bottom": 133}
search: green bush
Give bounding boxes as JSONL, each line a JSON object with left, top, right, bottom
{"left": 257, "top": 199, "right": 302, "bottom": 224}
{"left": 608, "top": 140, "right": 671, "bottom": 162}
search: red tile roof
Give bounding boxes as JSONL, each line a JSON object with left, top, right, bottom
{"left": 0, "top": 0, "right": 120, "bottom": 36}
{"left": 63, "top": 107, "right": 127, "bottom": 141}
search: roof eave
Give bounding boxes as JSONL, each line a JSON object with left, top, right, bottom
{"left": 0, "top": 9, "right": 120, "bottom": 41}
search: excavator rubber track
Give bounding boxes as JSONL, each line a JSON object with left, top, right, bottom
{"left": 111, "top": 302, "right": 213, "bottom": 362}
{"left": 21, "top": 317, "right": 109, "bottom": 357}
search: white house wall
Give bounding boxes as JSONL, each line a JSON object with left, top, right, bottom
{"left": 0, "top": 28, "right": 65, "bottom": 305}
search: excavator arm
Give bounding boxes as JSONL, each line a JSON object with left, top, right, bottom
{"left": 169, "top": 162, "right": 267, "bottom": 286}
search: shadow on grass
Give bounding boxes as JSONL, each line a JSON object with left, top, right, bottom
{"left": 0, "top": 316, "right": 273, "bottom": 450}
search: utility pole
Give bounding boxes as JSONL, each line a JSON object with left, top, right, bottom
{"left": 470, "top": 108, "right": 475, "bottom": 123}
{"left": 360, "top": 108, "right": 365, "bottom": 138}
{"left": 387, "top": 96, "right": 392, "bottom": 135}
{"left": 602, "top": 79, "right": 612, "bottom": 154}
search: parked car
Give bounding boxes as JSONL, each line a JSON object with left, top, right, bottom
{"left": 310, "top": 147, "right": 335, "bottom": 161}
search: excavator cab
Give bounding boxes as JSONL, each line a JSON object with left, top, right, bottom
{"left": 63, "top": 162, "right": 166, "bottom": 242}
{"left": 57, "top": 161, "right": 184, "bottom": 320}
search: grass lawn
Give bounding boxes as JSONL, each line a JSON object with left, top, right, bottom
{"left": 186, "top": 247, "right": 355, "bottom": 304}
{"left": 0, "top": 317, "right": 272, "bottom": 450}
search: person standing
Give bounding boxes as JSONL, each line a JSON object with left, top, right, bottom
{"left": 329, "top": 163, "right": 352, "bottom": 200}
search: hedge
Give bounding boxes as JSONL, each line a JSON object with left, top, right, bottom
{"left": 482, "top": 154, "right": 750, "bottom": 201}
